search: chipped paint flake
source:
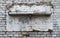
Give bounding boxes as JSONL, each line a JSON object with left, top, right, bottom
{"left": 9, "top": 5, "right": 52, "bottom": 15}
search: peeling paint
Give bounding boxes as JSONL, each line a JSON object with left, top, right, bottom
{"left": 6, "top": 0, "right": 53, "bottom": 31}
{"left": 8, "top": 4, "right": 53, "bottom": 15}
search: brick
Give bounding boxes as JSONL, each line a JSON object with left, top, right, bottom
{"left": 0, "top": 32, "right": 5, "bottom": 35}
{"left": 0, "top": 26, "right": 6, "bottom": 31}
{"left": 11, "top": 36, "right": 17, "bottom": 38}
{"left": 0, "top": 36, "right": 5, "bottom": 38}
{"left": 6, "top": 32, "right": 22, "bottom": 35}
{"left": 54, "top": 6, "right": 60, "bottom": 9}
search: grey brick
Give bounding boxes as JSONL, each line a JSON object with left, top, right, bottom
{"left": 0, "top": 32, "right": 5, "bottom": 35}
{"left": 11, "top": 36, "right": 17, "bottom": 38}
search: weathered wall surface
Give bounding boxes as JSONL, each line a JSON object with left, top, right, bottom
{"left": 0, "top": 0, "right": 60, "bottom": 38}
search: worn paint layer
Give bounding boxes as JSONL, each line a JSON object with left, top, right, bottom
{"left": 6, "top": 0, "right": 53, "bottom": 31}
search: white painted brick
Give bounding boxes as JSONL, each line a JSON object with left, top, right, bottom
{"left": 54, "top": 6, "right": 60, "bottom": 9}
{"left": 0, "top": 0, "right": 59, "bottom": 38}
{"left": 54, "top": 9, "right": 60, "bottom": 13}
{"left": 0, "top": 27, "right": 6, "bottom": 31}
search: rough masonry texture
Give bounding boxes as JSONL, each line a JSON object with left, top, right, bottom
{"left": 0, "top": 0, "right": 60, "bottom": 38}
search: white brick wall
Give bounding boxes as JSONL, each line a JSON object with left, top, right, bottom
{"left": 0, "top": 0, "right": 60, "bottom": 38}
